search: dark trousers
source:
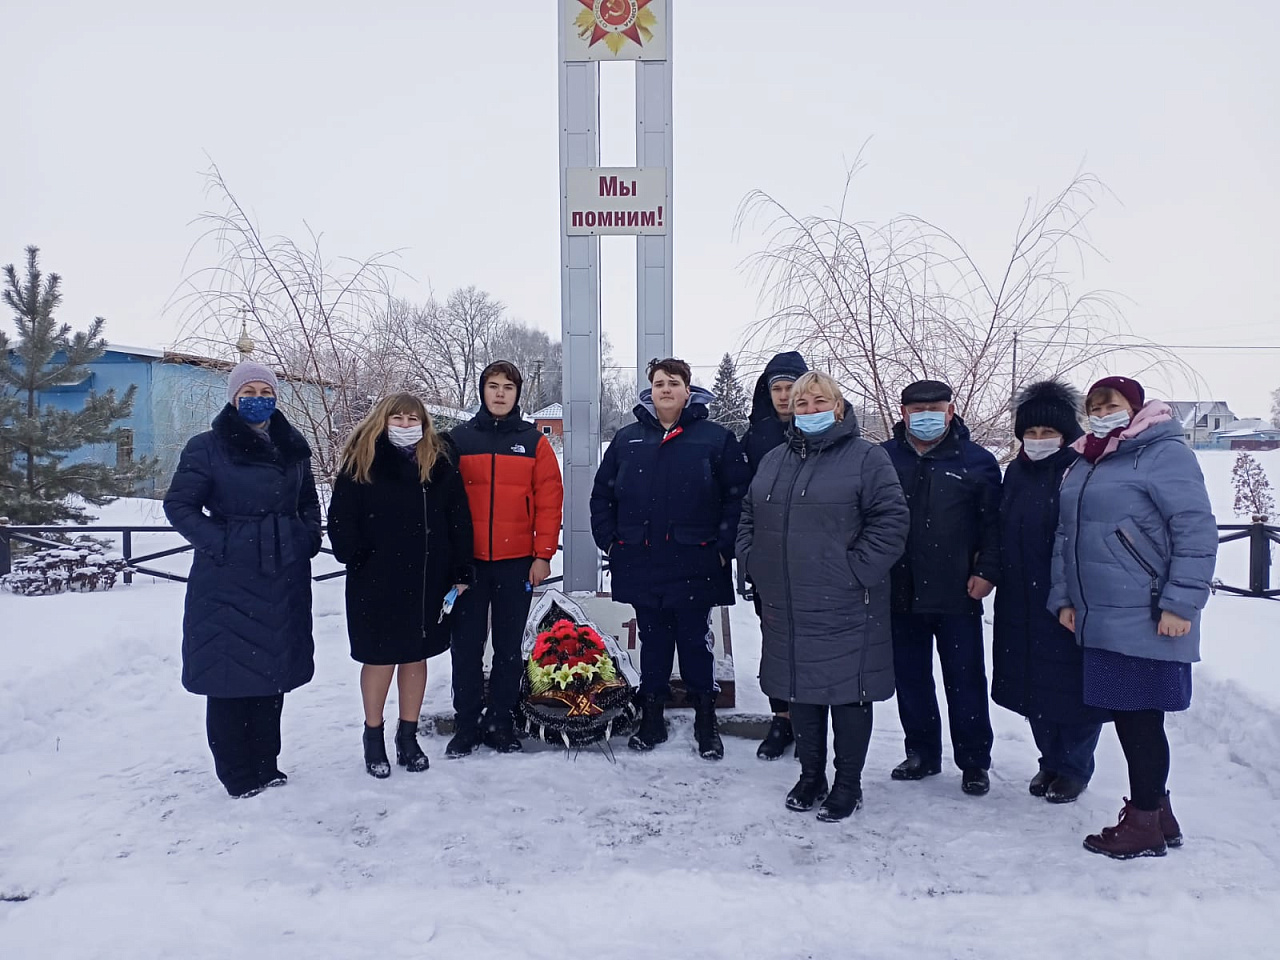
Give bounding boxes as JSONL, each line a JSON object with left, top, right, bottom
{"left": 635, "top": 604, "right": 718, "bottom": 698}
{"left": 1029, "top": 718, "right": 1103, "bottom": 784}
{"left": 205, "top": 694, "right": 284, "bottom": 796}
{"left": 891, "top": 612, "right": 994, "bottom": 770}
{"left": 753, "top": 592, "right": 789, "bottom": 714}
{"left": 1114, "top": 709, "right": 1170, "bottom": 811}
{"left": 451, "top": 557, "right": 533, "bottom": 731}
{"left": 791, "top": 702, "right": 873, "bottom": 782}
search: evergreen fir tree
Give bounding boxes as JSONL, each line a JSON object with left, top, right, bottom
{"left": 0, "top": 246, "right": 156, "bottom": 523}
{"left": 708, "top": 352, "right": 751, "bottom": 437}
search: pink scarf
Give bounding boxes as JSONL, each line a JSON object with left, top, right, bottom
{"left": 1073, "top": 400, "right": 1173, "bottom": 463}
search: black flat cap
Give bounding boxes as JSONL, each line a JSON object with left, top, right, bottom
{"left": 901, "top": 379, "right": 953, "bottom": 405}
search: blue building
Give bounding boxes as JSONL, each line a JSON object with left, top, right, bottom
{"left": 15, "top": 345, "right": 242, "bottom": 497}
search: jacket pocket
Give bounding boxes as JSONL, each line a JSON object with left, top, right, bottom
{"left": 1112, "top": 529, "right": 1162, "bottom": 623}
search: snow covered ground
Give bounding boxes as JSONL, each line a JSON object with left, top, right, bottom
{"left": 3, "top": 452, "right": 1280, "bottom": 958}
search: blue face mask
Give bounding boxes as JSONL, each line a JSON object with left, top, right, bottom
{"left": 237, "top": 395, "right": 276, "bottom": 424}
{"left": 794, "top": 409, "right": 837, "bottom": 435}
{"left": 907, "top": 410, "right": 948, "bottom": 442}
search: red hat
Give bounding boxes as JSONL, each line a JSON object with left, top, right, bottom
{"left": 1088, "top": 376, "right": 1145, "bottom": 412}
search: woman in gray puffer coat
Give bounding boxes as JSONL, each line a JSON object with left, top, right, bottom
{"left": 737, "top": 372, "right": 910, "bottom": 822}
{"left": 1049, "top": 375, "right": 1217, "bottom": 860}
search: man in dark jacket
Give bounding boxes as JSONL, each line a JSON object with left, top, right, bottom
{"left": 590, "top": 358, "right": 750, "bottom": 760}
{"left": 739, "top": 350, "right": 808, "bottom": 760}
{"left": 446, "top": 360, "right": 564, "bottom": 757}
{"left": 881, "top": 379, "right": 1000, "bottom": 796}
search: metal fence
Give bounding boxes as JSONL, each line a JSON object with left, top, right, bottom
{"left": 0, "top": 520, "right": 1269, "bottom": 598}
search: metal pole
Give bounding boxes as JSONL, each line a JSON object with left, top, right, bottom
{"left": 635, "top": 6, "right": 674, "bottom": 392}
{"left": 559, "top": 12, "right": 603, "bottom": 593}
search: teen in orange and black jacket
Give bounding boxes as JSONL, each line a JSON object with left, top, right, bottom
{"left": 444, "top": 360, "right": 563, "bottom": 756}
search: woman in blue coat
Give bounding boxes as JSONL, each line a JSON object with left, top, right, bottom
{"left": 163, "top": 360, "right": 321, "bottom": 799}
{"left": 993, "top": 381, "right": 1108, "bottom": 804}
{"left": 1049, "top": 376, "right": 1217, "bottom": 858}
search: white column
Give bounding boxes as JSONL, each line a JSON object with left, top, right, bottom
{"left": 559, "top": 38, "right": 603, "bottom": 593}
{"left": 634, "top": 31, "right": 674, "bottom": 392}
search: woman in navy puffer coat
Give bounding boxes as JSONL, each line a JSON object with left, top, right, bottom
{"left": 164, "top": 361, "right": 321, "bottom": 799}
{"left": 1049, "top": 375, "right": 1217, "bottom": 859}
{"left": 992, "top": 381, "right": 1108, "bottom": 805}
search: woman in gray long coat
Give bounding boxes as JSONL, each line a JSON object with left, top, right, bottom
{"left": 737, "top": 372, "right": 909, "bottom": 821}
{"left": 1049, "top": 376, "right": 1217, "bottom": 859}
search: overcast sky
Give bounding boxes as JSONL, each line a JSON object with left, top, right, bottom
{"left": 4, "top": 0, "right": 1277, "bottom": 417}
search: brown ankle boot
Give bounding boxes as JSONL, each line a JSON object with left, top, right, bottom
{"left": 1083, "top": 799, "right": 1167, "bottom": 859}
{"left": 1160, "top": 792, "right": 1182, "bottom": 848}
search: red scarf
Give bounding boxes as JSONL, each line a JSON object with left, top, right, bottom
{"left": 1081, "top": 427, "right": 1125, "bottom": 463}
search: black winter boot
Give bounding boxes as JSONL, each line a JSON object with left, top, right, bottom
{"left": 363, "top": 723, "right": 391, "bottom": 779}
{"left": 818, "top": 703, "right": 872, "bottom": 821}
{"left": 891, "top": 752, "right": 941, "bottom": 781}
{"left": 786, "top": 704, "right": 829, "bottom": 812}
{"left": 628, "top": 694, "right": 668, "bottom": 751}
{"left": 691, "top": 692, "right": 724, "bottom": 760}
{"left": 483, "top": 715, "right": 523, "bottom": 754}
{"left": 1029, "top": 768, "right": 1056, "bottom": 797}
{"left": 445, "top": 723, "right": 484, "bottom": 759}
{"left": 395, "top": 719, "right": 429, "bottom": 772}
{"left": 757, "top": 715, "right": 795, "bottom": 761}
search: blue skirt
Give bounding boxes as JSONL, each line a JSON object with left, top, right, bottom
{"left": 1083, "top": 647, "right": 1192, "bottom": 713}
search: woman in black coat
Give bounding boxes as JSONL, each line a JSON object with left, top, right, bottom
{"left": 327, "top": 393, "right": 474, "bottom": 778}
{"left": 164, "top": 360, "right": 322, "bottom": 800}
{"left": 992, "top": 380, "right": 1108, "bottom": 803}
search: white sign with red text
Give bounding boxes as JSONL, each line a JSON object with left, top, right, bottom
{"left": 565, "top": 167, "right": 668, "bottom": 236}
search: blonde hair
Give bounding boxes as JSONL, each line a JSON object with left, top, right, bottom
{"left": 790, "top": 371, "right": 845, "bottom": 420}
{"left": 1085, "top": 386, "right": 1126, "bottom": 414}
{"left": 339, "top": 393, "right": 443, "bottom": 484}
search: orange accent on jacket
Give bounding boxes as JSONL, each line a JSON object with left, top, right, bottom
{"left": 449, "top": 416, "right": 564, "bottom": 563}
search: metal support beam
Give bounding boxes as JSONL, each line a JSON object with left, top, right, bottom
{"left": 634, "top": 33, "right": 674, "bottom": 392}
{"left": 559, "top": 39, "right": 603, "bottom": 593}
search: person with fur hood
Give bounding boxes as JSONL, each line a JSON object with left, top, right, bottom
{"left": 992, "top": 381, "right": 1108, "bottom": 804}
{"left": 1049, "top": 376, "right": 1218, "bottom": 859}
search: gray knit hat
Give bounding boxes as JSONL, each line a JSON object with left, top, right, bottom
{"left": 226, "top": 360, "right": 279, "bottom": 403}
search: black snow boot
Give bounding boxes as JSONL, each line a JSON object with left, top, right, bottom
{"left": 395, "top": 718, "right": 429, "bottom": 772}
{"left": 445, "top": 723, "right": 484, "bottom": 759}
{"left": 628, "top": 694, "right": 669, "bottom": 751}
{"left": 817, "top": 703, "right": 872, "bottom": 822}
{"left": 786, "top": 704, "right": 829, "bottom": 812}
{"left": 363, "top": 723, "right": 391, "bottom": 779}
{"left": 691, "top": 692, "right": 724, "bottom": 760}
{"left": 757, "top": 715, "right": 795, "bottom": 761}
{"left": 483, "top": 715, "right": 524, "bottom": 754}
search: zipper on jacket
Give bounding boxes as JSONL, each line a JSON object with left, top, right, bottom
{"left": 1115, "top": 530, "right": 1162, "bottom": 616}
{"left": 488, "top": 450, "right": 496, "bottom": 561}
{"left": 856, "top": 587, "right": 871, "bottom": 698}
{"left": 779, "top": 454, "right": 805, "bottom": 701}
{"left": 1070, "top": 463, "right": 1098, "bottom": 640}
{"left": 421, "top": 486, "right": 430, "bottom": 638}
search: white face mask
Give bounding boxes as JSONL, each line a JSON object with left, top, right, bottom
{"left": 387, "top": 424, "right": 423, "bottom": 448}
{"left": 1022, "top": 437, "right": 1063, "bottom": 461}
{"left": 1088, "top": 411, "right": 1131, "bottom": 438}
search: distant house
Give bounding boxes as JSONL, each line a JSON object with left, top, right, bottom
{"left": 530, "top": 402, "right": 564, "bottom": 438}
{"left": 1166, "top": 400, "right": 1237, "bottom": 447}
{"left": 426, "top": 403, "right": 472, "bottom": 431}
{"left": 1209, "top": 419, "right": 1280, "bottom": 452}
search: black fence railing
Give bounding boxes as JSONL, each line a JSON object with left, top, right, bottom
{"left": 0, "top": 521, "right": 570, "bottom": 589}
{"left": 2, "top": 520, "right": 1268, "bottom": 598}
{"left": 1213, "top": 522, "right": 1279, "bottom": 600}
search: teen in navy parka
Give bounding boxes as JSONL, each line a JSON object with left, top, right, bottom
{"left": 590, "top": 358, "right": 749, "bottom": 759}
